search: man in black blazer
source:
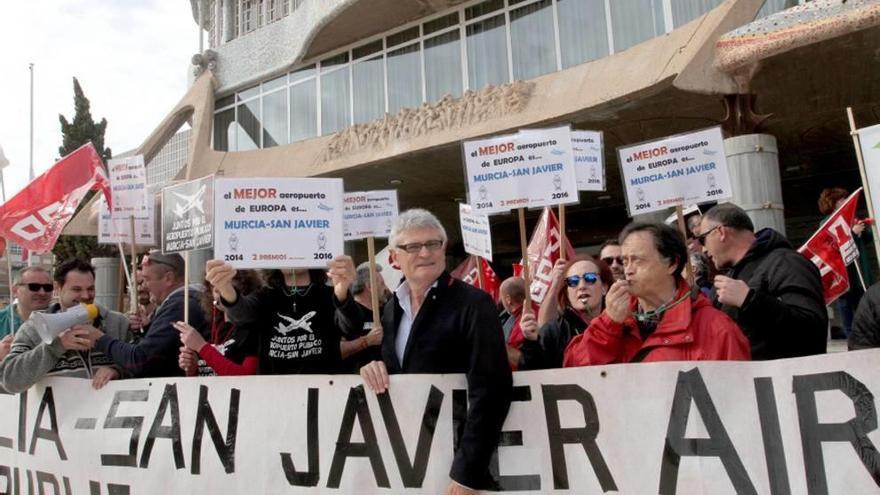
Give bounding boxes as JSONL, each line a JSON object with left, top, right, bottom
{"left": 361, "top": 208, "right": 512, "bottom": 494}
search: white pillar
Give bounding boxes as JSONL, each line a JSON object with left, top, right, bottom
{"left": 92, "top": 257, "right": 121, "bottom": 310}
{"left": 723, "top": 134, "right": 785, "bottom": 234}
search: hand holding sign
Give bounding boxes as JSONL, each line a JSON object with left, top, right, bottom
{"left": 327, "top": 255, "right": 356, "bottom": 301}
{"left": 205, "top": 259, "right": 238, "bottom": 303}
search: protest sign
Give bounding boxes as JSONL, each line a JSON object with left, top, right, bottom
{"left": 107, "top": 155, "right": 148, "bottom": 218}
{"left": 98, "top": 197, "right": 155, "bottom": 246}
{"left": 214, "top": 177, "right": 344, "bottom": 269}
{"left": 161, "top": 176, "right": 214, "bottom": 253}
{"left": 342, "top": 190, "right": 398, "bottom": 241}
{"left": 1, "top": 351, "right": 878, "bottom": 493}
{"left": 462, "top": 126, "right": 578, "bottom": 215}
{"left": 858, "top": 123, "right": 880, "bottom": 220}
{"left": 617, "top": 126, "right": 732, "bottom": 216}
{"left": 571, "top": 130, "right": 605, "bottom": 191}
{"left": 459, "top": 203, "right": 493, "bottom": 261}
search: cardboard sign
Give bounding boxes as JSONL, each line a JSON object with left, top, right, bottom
{"left": 161, "top": 176, "right": 215, "bottom": 253}
{"left": 342, "top": 190, "right": 398, "bottom": 241}
{"left": 459, "top": 203, "right": 493, "bottom": 261}
{"left": 107, "top": 155, "right": 148, "bottom": 218}
{"left": 617, "top": 126, "right": 732, "bottom": 216}
{"left": 1, "top": 351, "right": 879, "bottom": 493}
{"left": 98, "top": 197, "right": 156, "bottom": 246}
{"left": 462, "top": 126, "right": 579, "bottom": 215}
{"left": 214, "top": 177, "right": 344, "bottom": 268}
{"left": 858, "top": 123, "right": 880, "bottom": 220}
{"left": 571, "top": 130, "right": 605, "bottom": 191}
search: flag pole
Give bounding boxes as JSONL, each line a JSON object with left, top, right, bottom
{"left": 847, "top": 107, "right": 880, "bottom": 262}
{"left": 129, "top": 216, "right": 138, "bottom": 313}
{"left": 27, "top": 63, "right": 35, "bottom": 267}
{"left": 558, "top": 205, "right": 567, "bottom": 263}
{"left": 517, "top": 208, "right": 532, "bottom": 314}
{"left": 366, "top": 236, "right": 380, "bottom": 329}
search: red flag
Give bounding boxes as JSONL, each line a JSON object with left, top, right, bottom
{"left": 0, "top": 143, "right": 111, "bottom": 254}
{"left": 798, "top": 188, "right": 862, "bottom": 304}
{"left": 525, "top": 207, "right": 576, "bottom": 304}
{"left": 451, "top": 256, "right": 500, "bottom": 302}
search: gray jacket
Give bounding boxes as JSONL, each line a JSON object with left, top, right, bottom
{"left": 0, "top": 303, "right": 132, "bottom": 393}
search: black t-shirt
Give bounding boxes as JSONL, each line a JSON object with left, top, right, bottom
{"left": 341, "top": 303, "right": 383, "bottom": 373}
{"left": 251, "top": 284, "right": 343, "bottom": 375}
{"left": 197, "top": 320, "right": 258, "bottom": 376}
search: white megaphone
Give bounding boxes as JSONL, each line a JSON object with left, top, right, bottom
{"left": 30, "top": 304, "right": 99, "bottom": 344}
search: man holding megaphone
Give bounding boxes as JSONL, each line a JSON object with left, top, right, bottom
{"left": 0, "top": 260, "right": 132, "bottom": 392}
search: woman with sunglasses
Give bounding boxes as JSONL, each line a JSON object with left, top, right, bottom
{"left": 518, "top": 256, "right": 613, "bottom": 370}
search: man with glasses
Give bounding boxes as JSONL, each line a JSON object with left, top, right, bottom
{"left": 697, "top": 203, "right": 826, "bottom": 360}
{"left": 599, "top": 239, "right": 625, "bottom": 281}
{"left": 0, "top": 259, "right": 132, "bottom": 392}
{"left": 0, "top": 267, "right": 53, "bottom": 337}
{"left": 93, "top": 251, "right": 208, "bottom": 377}
{"left": 360, "top": 208, "right": 512, "bottom": 495}
{"left": 564, "top": 222, "right": 750, "bottom": 366}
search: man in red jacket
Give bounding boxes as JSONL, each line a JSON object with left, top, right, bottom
{"left": 564, "top": 222, "right": 750, "bottom": 366}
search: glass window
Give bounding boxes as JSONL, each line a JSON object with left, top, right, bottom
{"left": 756, "top": 0, "right": 798, "bottom": 19}
{"left": 321, "top": 67, "right": 351, "bottom": 134}
{"left": 466, "top": 14, "right": 509, "bottom": 90}
{"left": 465, "top": 0, "right": 504, "bottom": 20}
{"left": 290, "top": 80, "right": 317, "bottom": 142}
{"left": 213, "top": 108, "right": 235, "bottom": 151}
{"left": 387, "top": 27, "right": 420, "bottom": 49}
{"left": 216, "top": 94, "right": 235, "bottom": 109}
{"left": 321, "top": 52, "right": 349, "bottom": 70}
{"left": 237, "top": 99, "right": 261, "bottom": 150}
{"left": 238, "top": 84, "right": 260, "bottom": 102}
{"left": 610, "top": 0, "right": 666, "bottom": 52}
{"left": 671, "top": 0, "right": 723, "bottom": 27}
{"left": 387, "top": 43, "right": 422, "bottom": 113}
{"left": 509, "top": 0, "right": 557, "bottom": 80}
{"left": 353, "top": 40, "right": 383, "bottom": 59}
{"left": 424, "top": 12, "right": 459, "bottom": 35}
{"left": 353, "top": 55, "right": 385, "bottom": 124}
{"left": 291, "top": 65, "right": 316, "bottom": 83}
{"left": 262, "top": 89, "right": 288, "bottom": 148}
{"left": 557, "top": 0, "right": 609, "bottom": 68}
{"left": 425, "top": 30, "right": 463, "bottom": 101}
{"left": 263, "top": 73, "right": 287, "bottom": 92}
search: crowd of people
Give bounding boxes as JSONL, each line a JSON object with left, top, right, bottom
{"left": 0, "top": 200, "right": 876, "bottom": 494}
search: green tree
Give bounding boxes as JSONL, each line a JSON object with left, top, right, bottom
{"left": 53, "top": 77, "right": 116, "bottom": 264}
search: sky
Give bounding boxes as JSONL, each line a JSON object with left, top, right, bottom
{"left": 0, "top": 1, "right": 198, "bottom": 200}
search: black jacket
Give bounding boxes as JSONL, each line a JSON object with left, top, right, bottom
{"left": 381, "top": 272, "right": 512, "bottom": 489}
{"left": 850, "top": 283, "right": 880, "bottom": 350}
{"left": 519, "top": 308, "right": 588, "bottom": 370}
{"left": 716, "top": 228, "right": 827, "bottom": 360}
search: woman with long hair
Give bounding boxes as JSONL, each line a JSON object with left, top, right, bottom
{"left": 518, "top": 255, "right": 613, "bottom": 369}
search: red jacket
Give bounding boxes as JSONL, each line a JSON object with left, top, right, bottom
{"left": 563, "top": 285, "right": 750, "bottom": 366}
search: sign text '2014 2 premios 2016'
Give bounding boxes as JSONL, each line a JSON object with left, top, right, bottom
{"left": 0, "top": 351, "right": 878, "bottom": 494}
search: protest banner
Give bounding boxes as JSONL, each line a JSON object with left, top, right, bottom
{"left": 342, "top": 190, "right": 398, "bottom": 241}
{"left": 214, "top": 178, "right": 344, "bottom": 269}
{"left": 161, "top": 176, "right": 215, "bottom": 254}
{"left": 459, "top": 203, "right": 493, "bottom": 262}
{"left": 1, "top": 350, "right": 878, "bottom": 493}
{"left": 571, "top": 130, "right": 605, "bottom": 192}
{"left": 854, "top": 115, "right": 880, "bottom": 262}
{"left": 462, "top": 126, "right": 578, "bottom": 216}
{"left": 617, "top": 126, "right": 732, "bottom": 216}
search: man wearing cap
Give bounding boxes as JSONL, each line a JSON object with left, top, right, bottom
{"left": 0, "top": 266, "right": 53, "bottom": 358}
{"left": 94, "top": 251, "right": 208, "bottom": 377}
{"left": 0, "top": 259, "right": 132, "bottom": 392}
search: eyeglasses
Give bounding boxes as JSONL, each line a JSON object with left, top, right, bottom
{"left": 695, "top": 225, "right": 722, "bottom": 246}
{"left": 565, "top": 272, "right": 600, "bottom": 288}
{"left": 18, "top": 283, "right": 53, "bottom": 293}
{"left": 396, "top": 240, "right": 444, "bottom": 254}
{"left": 601, "top": 256, "right": 623, "bottom": 266}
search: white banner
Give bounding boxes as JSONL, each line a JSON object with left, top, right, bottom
{"left": 214, "top": 178, "right": 344, "bottom": 268}
{"left": 1, "top": 351, "right": 878, "bottom": 494}
{"left": 97, "top": 197, "right": 156, "bottom": 246}
{"left": 463, "top": 127, "right": 579, "bottom": 215}
{"left": 107, "top": 155, "right": 148, "bottom": 219}
{"left": 161, "top": 176, "right": 215, "bottom": 253}
{"left": 342, "top": 190, "right": 398, "bottom": 241}
{"left": 858, "top": 123, "right": 880, "bottom": 220}
{"left": 572, "top": 130, "right": 605, "bottom": 191}
{"left": 618, "top": 126, "right": 732, "bottom": 216}
{"left": 459, "top": 203, "right": 493, "bottom": 261}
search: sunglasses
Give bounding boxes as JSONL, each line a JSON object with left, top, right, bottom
{"left": 695, "top": 224, "right": 722, "bottom": 246}
{"left": 565, "top": 272, "right": 599, "bottom": 288}
{"left": 19, "top": 283, "right": 53, "bottom": 293}
{"left": 601, "top": 256, "right": 623, "bottom": 266}
{"left": 396, "top": 240, "right": 444, "bottom": 254}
